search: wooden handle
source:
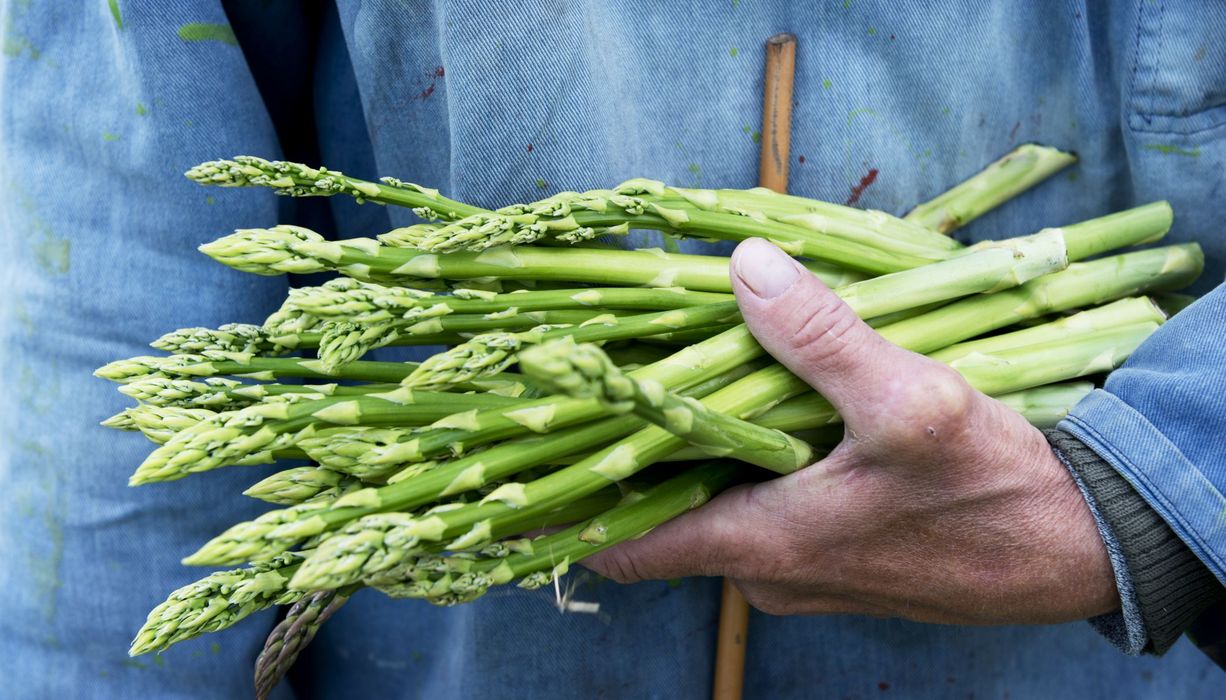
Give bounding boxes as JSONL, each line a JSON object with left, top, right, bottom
{"left": 712, "top": 579, "right": 752, "bottom": 700}
{"left": 758, "top": 33, "right": 797, "bottom": 194}
{"left": 712, "top": 31, "right": 798, "bottom": 700}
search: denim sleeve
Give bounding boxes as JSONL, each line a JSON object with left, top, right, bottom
{"left": 1059, "top": 283, "right": 1226, "bottom": 587}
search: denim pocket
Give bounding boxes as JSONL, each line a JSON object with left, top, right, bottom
{"left": 1127, "top": 0, "right": 1226, "bottom": 134}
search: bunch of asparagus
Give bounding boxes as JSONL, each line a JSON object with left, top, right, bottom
{"left": 99, "top": 145, "right": 1202, "bottom": 696}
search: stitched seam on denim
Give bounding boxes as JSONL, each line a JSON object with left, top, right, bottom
{"left": 1127, "top": 0, "right": 1150, "bottom": 125}
{"left": 1063, "top": 410, "right": 1226, "bottom": 582}
{"left": 1151, "top": 0, "right": 1166, "bottom": 119}
{"left": 1126, "top": 0, "right": 1226, "bottom": 132}
{"left": 1128, "top": 108, "right": 1226, "bottom": 135}
{"left": 1133, "top": 98, "right": 1226, "bottom": 120}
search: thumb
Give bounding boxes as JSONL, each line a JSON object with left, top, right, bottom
{"left": 730, "top": 238, "right": 940, "bottom": 428}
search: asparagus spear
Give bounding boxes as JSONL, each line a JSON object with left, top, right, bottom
{"left": 612, "top": 179, "right": 963, "bottom": 256}
{"left": 879, "top": 243, "right": 1200, "bottom": 354}
{"left": 96, "top": 352, "right": 421, "bottom": 385}
{"left": 128, "top": 389, "right": 526, "bottom": 485}
{"left": 128, "top": 553, "right": 305, "bottom": 657}
{"left": 400, "top": 301, "right": 741, "bottom": 390}
{"left": 283, "top": 280, "right": 734, "bottom": 323}
{"left": 198, "top": 226, "right": 865, "bottom": 291}
{"left": 253, "top": 588, "right": 353, "bottom": 700}
{"left": 366, "top": 460, "right": 744, "bottom": 606}
{"left": 993, "top": 382, "right": 1094, "bottom": 428}
{"left": 928, "top": 296, "right": 1165, "bottom": 364}
{"left": 520, "top": 340, "right": 814, "bottom": 474}
{"left": 189, "top": 157, "right": 944, "bottom": 273}
{"left": 905, "top": 145, "right": 1077, "bottom": 233}
{"left": 186, "top": 157, "right": 487, "bottom": 219}
{"left": 311, "top": 308, "right": 635, "bottom": 371}
{"left": 244, "top": 467, "right": 364, "bottom": 506}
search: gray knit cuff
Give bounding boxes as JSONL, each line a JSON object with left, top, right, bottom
{"left": 1047, "top": 429, "right": 1226, "bottom": 654}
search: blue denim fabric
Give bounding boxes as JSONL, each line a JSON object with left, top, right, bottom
{"left": 2, "top": 0, "right": 1223, "bottom": 698}
{"left": 1061, "top": 285, "right": 1226, "bottom": 583}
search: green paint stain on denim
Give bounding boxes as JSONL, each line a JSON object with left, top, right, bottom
{"left": 177, "top": 23, "right": 238, "bottom": 46}
{"left": 108, "top": 0, "right": 123, "bottom": 30}
{"left": 1143, "top": 144, "right": 1200, "bottom": 158}
{"left": 33, "top": 236, "right": 70, "bottom": 275}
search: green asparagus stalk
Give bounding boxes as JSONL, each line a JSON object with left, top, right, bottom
{"left": 520, "top": 340, "right": 813, "bottom": 474}
{"left": 283, "top": 279, "right": 734, "bottom": 323}
{"left": 311, "top": 308, "right": 634, "bottom": 371}
{"left": 198, "top": 226, "right": 868, "bottom": 291}
{"left": 367, "top": 460, "right": 743, "bottom": 605}
{"left": 402, "top": 189, "right": 950, "bottom": 273}
{"left": 400, "top": 301, "right": 741, "bottom": 390}
{"left": 612, "top": 180, "right": 963, "bottom": 256}
{"left": 152, "top": 324, "right": 295, "bottom": 355}
{"left": 116, "top": 406, "right": 219, "bottom": 444}
{"left": 658, "top": 382, "right": 1093, "bottom": 447}
{"left": 928, "top": 296, "right": 1165, "bottom": 364}
{"left": 186, "top": 157, "right": 487, "bottom": 219}
{"left": 190, "top": 157, "right": 950, "bottom": 274}
{"left": 993, "top": 381, "right": 1094, "bottom": 428}
{"left": 1043, "top": 202, "right": 1172, "bottom": 262}
{"left": 244, "top": 467, "right": 364, "bottom": 506}
{"left": 129, "top": 389, "right": 526, "bottom": 485}
{"left": 877, "top": 243, "right": 1201, "bottom": 355}
{"left": 116, "top": 379, "right": 406, "bottom": 411}
{"left": 96, "top": 352, "right": 420, "bottom": 385}
{"left": 905, "top": 145, "right": 1077, "bottom": 233}
{"left": 128, "top": 553, "right": 305, "bottom": 657}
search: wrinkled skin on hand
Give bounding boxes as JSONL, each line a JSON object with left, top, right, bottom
{"left": 586, "top": 238, "right": 1119, "bottom": 625}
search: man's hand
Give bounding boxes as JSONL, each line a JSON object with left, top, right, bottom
{"left": 585, "top": 238, "right": 1119, "bottom": 624}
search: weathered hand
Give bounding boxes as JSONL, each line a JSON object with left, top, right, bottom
{"left": 585, "top": 238, "right": 1118, "bottom": 624}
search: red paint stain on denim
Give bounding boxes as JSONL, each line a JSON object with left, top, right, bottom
{"left": 527, "top": 144, "right": 534, "bottom": 153}
{"left": 845, "top": 168, "right": 879, "bottom": 205}
{"left": 418, "top": 67, "right": 445, "bottom": 100}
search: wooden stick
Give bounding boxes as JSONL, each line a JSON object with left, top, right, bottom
{"left": 758, "top": 33, "right": 798, "bottom": 192}
{"left": 712, "top": 31, "right": 797, "bottom": 700}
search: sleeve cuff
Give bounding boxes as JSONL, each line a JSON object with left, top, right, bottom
{"left": 1048, "top": 429, "right": 1226, "bottom": 655}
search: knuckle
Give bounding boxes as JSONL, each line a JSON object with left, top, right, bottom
{"left": 876, "top": 362, "right": 977, "bottom": 445}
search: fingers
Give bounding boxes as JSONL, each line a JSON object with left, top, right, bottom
{"left": 730, "top": 238, "right": 966, "bottom": 431}
{"left": 581, "top": 482, "right": 779, "bottom": 583}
